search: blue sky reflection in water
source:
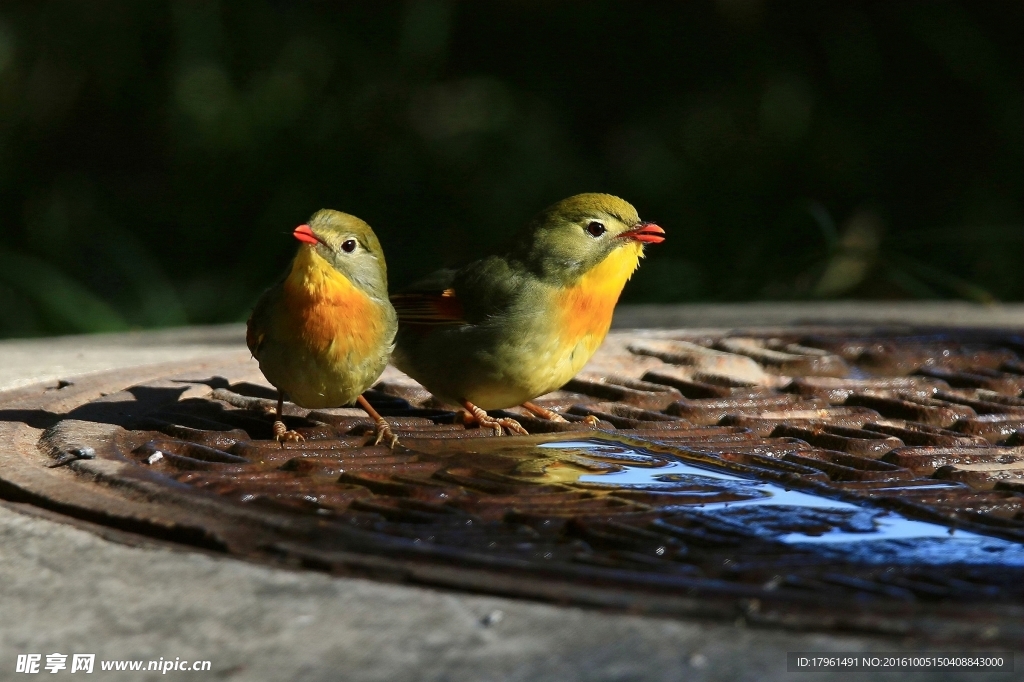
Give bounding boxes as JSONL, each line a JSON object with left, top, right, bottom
{"left": 539, "top": 439, "right": 1024, "bottom": 567}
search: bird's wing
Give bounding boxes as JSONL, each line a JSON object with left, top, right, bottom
{"left": 245, "top": 284, "right": 283, "bottom": 355}
{"left": 392, "top": 257, "right": 524, "bottom": 326}
{"left": 390, "top": 268, "right": 467, "bottom": 325}
{"left": 390, "top": 288, "right": 466, "bottom": 325}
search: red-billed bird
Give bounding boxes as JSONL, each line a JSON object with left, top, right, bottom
{"left": 246, "top": 209, "right": 399, "bottom": 446}
{"left": 391, "top": 193, "right": 664, "bottom": 434}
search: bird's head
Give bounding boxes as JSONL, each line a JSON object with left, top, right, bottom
{"left": 293, "top": 209, "right": 389, "bottom": 297}
{"left": 511, "top": 193, "right": 664, "bottom": 285}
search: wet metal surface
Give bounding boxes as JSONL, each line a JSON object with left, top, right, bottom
{"left": 2, "top": 326, "right": 1024, "bottom": 644}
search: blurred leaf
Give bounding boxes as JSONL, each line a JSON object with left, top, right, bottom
{"left": 0, "top": 249, "right": 129, "bottom": 333}
{"left": 96, "top": 228, "right": 189, "bottom": 328}
{"left": 890, "top": 255, "right": 996, "bottom": 304}
{"left": 0, "top": 1, "right": 1019, "bottom": 339}
{"left": 813, "top": 209, "right": 883, "bottom": 298}
{"left": 806, "top": 201, "right": 839, "bottom": 251}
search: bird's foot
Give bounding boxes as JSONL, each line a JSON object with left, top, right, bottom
{"left": 273, "top": 420, "right": 305, "bottom": 446}
{"left": 582, "top": 415, "right": 601, "bottom": 427}
{"left": 461, "top": 402, "right": 529, "bottom": 436}
{"left": 495, "top": 416, "right": 530, "bottom": 435}
{"left": 371, "top": 417, "right": 399, "bottom": 449}
{"left": 355, "top": 394, "right": 399, "bottom": 448}
{"left": 520, "top": 401, "right": 568, "bottom": 423}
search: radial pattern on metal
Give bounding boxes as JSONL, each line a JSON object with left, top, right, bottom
{"left": 2, "top": 326, "right": 1023, "bottom": 643}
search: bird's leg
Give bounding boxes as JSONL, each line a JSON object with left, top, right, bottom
{"left": 520, "top": 401, "right": 568, "bottom": 422}
{"left": 356, "top": 395, "right": 399, "bottom": 448}
{"left": 521, "top": 401, "right": 600, "bottom": 427}
{"left": 460, "top": 400, "right": 529, "bottom": 436}
{"left": 272, "top": 393, "right": 305, "bottom": 446}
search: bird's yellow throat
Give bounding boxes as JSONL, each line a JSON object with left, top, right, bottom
{"left": 556, "top": 241, "right": 642, "bottom": 345}
{"left": 284, "top": 246, "right": 356, "bottom": 299}
{"left": 282, "top": 246, "right": 380, "bottom": 357}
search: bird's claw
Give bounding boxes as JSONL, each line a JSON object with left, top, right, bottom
{"left": 273, "top": 420, "right": 305, "bottom": 446}
{"left": 371, "top": 418, "right": 399, "bottom": 449}
{"left": 461, "top": 404, "right": 529, "bottom": 436}
{"left": 582, "top": 415, "right": 601, "bottom": 427}
{"left": 461, "top": 410, "right": 504, "bottom": 435}
{"left": 495, "top": 417, "right": 530, "bottom": 435}
{"left": 482, "top": 418, "right": 504, "bottom": 436}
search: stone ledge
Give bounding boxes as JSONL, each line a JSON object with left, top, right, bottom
{"left": 4, "top": 301, "right": 1021, "bottom": 393}
{"left": 612, "top": 301, "right": 1024, "bottom": 329}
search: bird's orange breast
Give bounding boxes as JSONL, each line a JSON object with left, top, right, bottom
{"left": 281, "top": 247, "right": 383, "bottom": 361}
{"left": 554, "top": 242, "right": 642, "bottom": 351}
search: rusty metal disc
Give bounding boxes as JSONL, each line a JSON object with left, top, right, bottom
{"left": 2, "top": 327, "right": 1023, "bottom": 644}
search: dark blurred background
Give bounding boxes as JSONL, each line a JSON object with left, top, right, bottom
{"left": 0, "top": 1, "right": 1020, "bottom": 338}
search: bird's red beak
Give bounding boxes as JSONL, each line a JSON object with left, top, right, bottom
{"left": 618, "top": 222, "right": 665, "bottom": 244}
{"left": 293, "top": 224, "right": 320, "bottom": 245}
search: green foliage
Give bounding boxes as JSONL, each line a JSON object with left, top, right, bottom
{"left": 0, "top": 1, "right": 1020, "bottom": 338}
{"left": 0, "top": 249, "right": 129, "bottom": 332}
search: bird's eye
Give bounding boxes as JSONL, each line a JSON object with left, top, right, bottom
{"left": 341, "top": 239, "right": 357, "bottom": 253}
{"left": 586, "top": 221, "right": 606, "bottom": 237}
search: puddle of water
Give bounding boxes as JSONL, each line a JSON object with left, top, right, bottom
{"left": 538, "top": 438, "right": 1024, "bottom": 566}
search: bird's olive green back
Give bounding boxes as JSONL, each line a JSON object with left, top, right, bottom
{"left": 396, "top": 193, "right": 648, "bottom": 324}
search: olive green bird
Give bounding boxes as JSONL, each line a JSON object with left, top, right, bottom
{"left": 246, "top": 209, "right": 400, "bottom": 446}
{"left": 391, "top": 193, "right": 665, "bottom": 435}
